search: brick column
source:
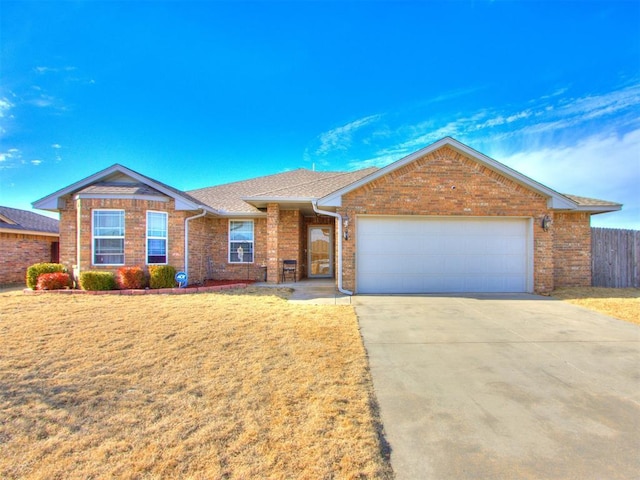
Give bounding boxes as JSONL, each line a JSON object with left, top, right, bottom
{"left": 266, "top": 203, "right": 280, "bottom": 283}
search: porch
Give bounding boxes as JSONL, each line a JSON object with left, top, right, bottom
{"left": 255, "top": 278, "right": 352, "bottom": 305}
{"left": 263, "top": 203, "right": 337, "bottom": 284}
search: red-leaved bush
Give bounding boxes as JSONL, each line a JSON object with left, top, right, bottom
{"left": 36, "top": 272, "right": 71, "bottom": 290}
{"left": 116, "top": 266, "right": 147, "bottom": 289}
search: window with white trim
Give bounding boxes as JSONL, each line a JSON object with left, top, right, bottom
{"left": 93, "top": 210, "right": 125, "bottom": 265}
{"left": 147, "top": 211, "right": 168, "bottom": 264}
{"left": 229, "top": 220, "right": 254, "bottom": 263}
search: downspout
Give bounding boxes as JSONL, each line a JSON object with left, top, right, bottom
{"left": 311, "top": 200, "right": 353, "bottom": 296}
{"left": 184, "top": 208, "right": 207, "bottom": 280}
{"left": 75, "top": 197, "right": 82, "bottom": 283}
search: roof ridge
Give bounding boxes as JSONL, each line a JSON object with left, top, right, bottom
{"left": 187, "top": 168, "right": 312, "bottom": 194}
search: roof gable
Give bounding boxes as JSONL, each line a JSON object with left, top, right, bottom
{"left": 33, "top": 164, "right": 214, "bottom": 213}
{"left": 318, "top": 137, "right": 579, "bottom": 210}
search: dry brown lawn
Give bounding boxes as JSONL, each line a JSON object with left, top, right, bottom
{"left": 552, "top": 287, "right": 640, "bottom": 325}
{"left": 0, "top": 288, "right": 392, "bottom": 479}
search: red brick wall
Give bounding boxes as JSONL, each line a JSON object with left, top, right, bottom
{"left": 205, "top": 217, "right": 268, "bottom": 282}
{"left": 338, "top": 146, "right": 555, "bottom": 293}
{"left": 553, "top": 212, "right": 592, "bottom": 287}
{"left": 0, "top": 232, "right": 58, "bottom": 285}
{"left": 59, "top": 197, "right": 78, "bottom": 272}
{"left": 59, "top": 195, "right": 272, "bottom": 285}
{"left": 60, "top": 197, "right": 187, "bottom": 281}
{"left": 278, "top": 210, "right": 302, "bottom": 281}
{"left": 267, "top": 203, "right": 280, "bottom": 282}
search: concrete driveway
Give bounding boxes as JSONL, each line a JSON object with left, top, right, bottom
{"left": 355, "top": 294, "right": 640, "bottom": 480}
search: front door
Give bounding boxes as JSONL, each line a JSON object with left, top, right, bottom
{"left": 308, "top": 226, "right": 333, "bottom": 278}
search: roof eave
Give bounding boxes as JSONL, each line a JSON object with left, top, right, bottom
{"left": 242, "top": 195, "right": 316, "bottom": 204}
{"left": 221, "top": 212, "right": 268, "bottom": 218}
{"left": 0, "top": 227, "right": 59, "bottom": 237}
{"left": 569, "top": 204, "right": 623, "bottom": 214}
{"left": 241, "top": 196, "right": 317, "bottom": 209}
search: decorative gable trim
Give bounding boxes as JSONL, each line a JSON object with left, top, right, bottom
{"left": 318, "top": 137, "right": 578, "bottom": 210}
{"left": 33, "top": 164, "right": 220, "bottom": 214}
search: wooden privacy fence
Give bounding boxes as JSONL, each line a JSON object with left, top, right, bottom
{"left": 591, "top": 228, "right": 640, "bottom": 288}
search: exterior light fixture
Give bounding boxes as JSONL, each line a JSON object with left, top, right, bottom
{"left": 542, "top": 214, "right": 552, "bottom": 231}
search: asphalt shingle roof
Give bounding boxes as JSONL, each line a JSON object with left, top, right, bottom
{"left": 188, "top": 168, "right": 379, "bottom": 213}
{"left": 0, "top": 206, "right": 59, "bottom": 233}
{"left": 562, "top": 194, "right": 622, "bottom": 207}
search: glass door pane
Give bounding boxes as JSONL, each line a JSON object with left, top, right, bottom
{"left": 308, "top": 226, "right": 333, "bottom": 277}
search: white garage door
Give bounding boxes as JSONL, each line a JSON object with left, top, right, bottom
{"left": 357, "top": 216, "right": 531, "bottom": 294}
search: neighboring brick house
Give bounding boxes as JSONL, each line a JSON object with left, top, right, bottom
{"left": 0, "top": 206, "right": 60, "bottom": 286}
{"left": 33, "top": 137, "right": 621, "bottom": 294}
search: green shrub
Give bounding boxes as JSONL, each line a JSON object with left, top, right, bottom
{"left": 26, "top": 263, "right": 66, "bottom": 289}
{"left": 148, "top": 265, "right": 176, "bottom": 289}
{"left": 36, "top": 272, "right": 72, "bottom": 290}
{"left": 79, "top": 271, "right": 116, "bottom": 291}
{"left": 116, "top": 266, "right": 147, "bottom": 289}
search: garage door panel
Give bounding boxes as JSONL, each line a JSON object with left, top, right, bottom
{"left": 503, "top": 256, "right": 527, "bottom": 274}
{"left": 465, "top": 256, "right": 489, "bottom": 273}
{"left": 357, "top": 217, "right": 530, "bottom": 293}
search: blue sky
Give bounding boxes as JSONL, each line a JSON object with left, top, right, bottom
{"left": 1, "top": 0, "right": 639, "bottom": 229}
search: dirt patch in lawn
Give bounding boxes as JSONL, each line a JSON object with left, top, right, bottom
{"left": 552, "top": 287, "right": 640, "bottom": 325}
{"left": 0, "top": 288, "right": 392, "bottom": 479}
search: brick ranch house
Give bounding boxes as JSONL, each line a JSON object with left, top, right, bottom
{"left": 1, "top": 206, "right": 60, "bottom": 286}
{"left": 33, "top": 137, "right": 621, "bottom": 294}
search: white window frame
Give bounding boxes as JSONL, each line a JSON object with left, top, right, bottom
{"left": 92, "top": 209, "right": 125, "bottom": 266}
{"left": 146, "top": 211, "right": 168, "bottom": 265}
{"left": 229, "top": 219, "right": 254, "bottom": 264}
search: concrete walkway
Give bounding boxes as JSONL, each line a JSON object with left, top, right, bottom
{"left": 354, "top": 294, "right": 640, "bottom": 480}
{"left": 257, "top": 278, "right": 352, "bottom": 305}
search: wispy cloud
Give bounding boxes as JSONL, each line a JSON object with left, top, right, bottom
{"left": 0, "top": 97, "right": 13, "bottom": 136}
{"left": 315, "top": 114, "right": 383, "bottom": 156}
{"left": 34, "top": 66, "right": 77, "bottom": 74}
{"left": 51, "top": 144, "right": 63, "bottom": 162}
{"left": 28, "top": 94, "right": 59, "bottom": 108}
{"left": 499, "top": 129, "right": 640, "bottom": 229}
{"left": 0, "top": 97, "right": 13, "bottom": 118}
{"left": 0, "top": 147, "right": 49, "bottom": 169}
{"left": 0, "top": 148, "right": 23, "bottom": 169}
{"left": 336, "top": 81, "right": 640, "bottom": 171}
